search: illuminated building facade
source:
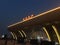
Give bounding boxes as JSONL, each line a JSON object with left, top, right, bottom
{"left": 8, "top": 7, "right": 60, "bottom": 44}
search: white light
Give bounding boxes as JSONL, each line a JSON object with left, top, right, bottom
{"left": 2, "top": 35, "right": 4, "bottom": 38}
{"left": 55, "top": 42, "right": 59, "bottom": 45}
{"left": 37, "top": 36, "right": 40, "bottom": 39}
{"left": 37, "top": 36, "right": 41, "bottom": 43}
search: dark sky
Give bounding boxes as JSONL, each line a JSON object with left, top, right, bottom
{"left": 0, "top": 0, "right": 60, "bottom": 35}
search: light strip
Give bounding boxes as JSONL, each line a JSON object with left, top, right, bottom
{"left": 22, "top": 30, "right": 27, "bottom": 37}
{"left": 52, "top": 25, "right": 60, "bottom": 44}
{"left": 8, "top": 7, "right": 60, "bottom": 27}
{"left": 10, "top": 32, "right": 17, "bottom": 40}
{"left": 13, "top": 33, "right": 17, "bottom": 40}
{"left": 43, "top": 27, "right": 51, "bottom": 41}
{"left": 10, "top": 32, "right": 16, "bottom": 39}
{"left": 18, "top": 31, "right": 24, "bottom": 37}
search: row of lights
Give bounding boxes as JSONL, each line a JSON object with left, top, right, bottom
{"left": 23, "top": 14, "right": 34, "bottom": 21}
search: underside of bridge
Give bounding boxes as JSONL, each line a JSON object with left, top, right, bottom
{"left": 8, "top": 7, "right": 60, "bottom": 44}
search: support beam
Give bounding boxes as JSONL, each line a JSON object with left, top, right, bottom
{"left": 52, "top": 25, "right": 60, "bottom": 44}
{"left": 18, "top": 31, "right": 24, "bottom": 37}
{"left": 21, "top": 30, "right": 27, "bottom": 37}
{"left": 43, "top": 27, "right": 51, "bottom": 41}
{"left": 10, "top": 32, "right": 17, "bottom": 40}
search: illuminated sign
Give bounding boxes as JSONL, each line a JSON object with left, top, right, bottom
{"left": 23, "top": 14, "right": 34, "bottom": 21}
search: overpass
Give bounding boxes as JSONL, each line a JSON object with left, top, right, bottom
{"left": 8, "top": 7, "right": 60, "bottom": 44}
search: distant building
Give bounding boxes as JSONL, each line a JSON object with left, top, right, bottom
{"left": 8, "top": 7, "right": 60, "bottom": 44}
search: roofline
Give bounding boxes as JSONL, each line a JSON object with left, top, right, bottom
{"left": 8, "top": 7, "right": 60, "bottom": 28}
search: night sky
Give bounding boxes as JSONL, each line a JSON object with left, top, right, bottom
{"left": 0, "top": 0, "right": 60, "bottom": 35}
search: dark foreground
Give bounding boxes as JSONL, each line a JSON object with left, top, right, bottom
{"left": 0, "top": 39, "right": 59, "bottom": 45}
